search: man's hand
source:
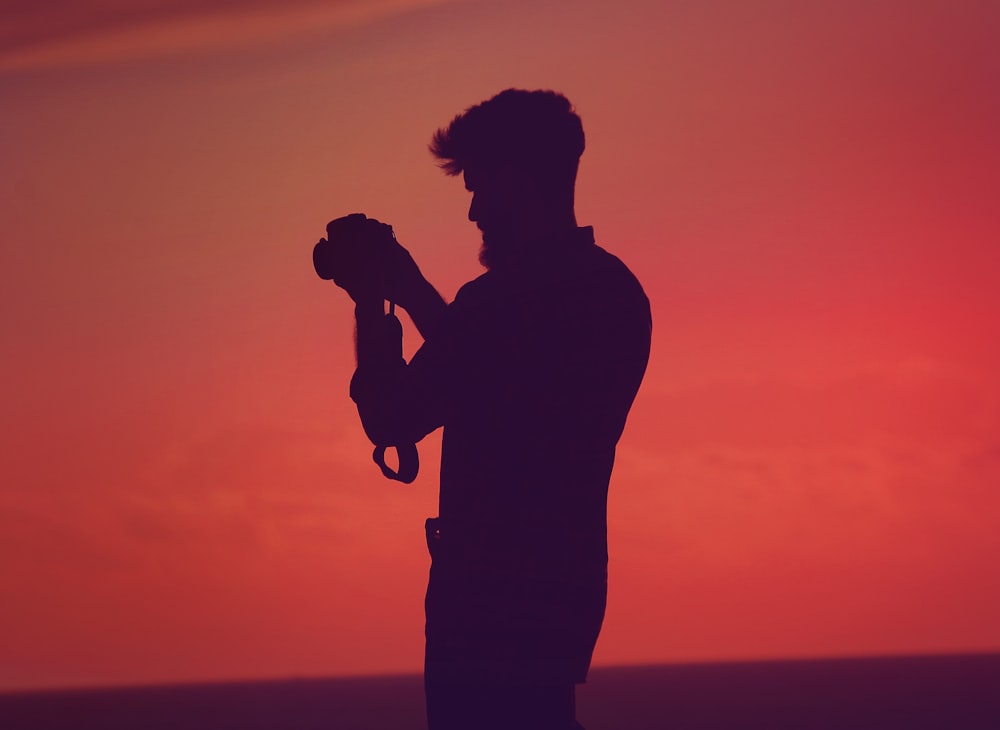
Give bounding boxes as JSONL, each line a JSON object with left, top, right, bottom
{"left": 314, "top": 213, "right": 447, "bottom": 337}
{"left": 313, "top": 214, "right": 383, "bottom": 304}
{"left": 314, "top": 214, "right": 428, "bottom": 306}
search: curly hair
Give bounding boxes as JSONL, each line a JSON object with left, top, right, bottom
{"left": 429, "top": 89, "right": 585, "bottom": 186}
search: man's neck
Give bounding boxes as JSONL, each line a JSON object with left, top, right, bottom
{"left": 525, "top": 209, "right": 578, "bottom": 245}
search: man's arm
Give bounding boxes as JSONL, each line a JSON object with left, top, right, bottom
{"left": 320, "top": 216, "right": 450, "bottom": 445}
{"left": 350, "top": 290, "right": 449, "bottom": 448}
{"left": 353, "top": 295, "right": 393, "bottom": 369}
{"left": 384, "top": 239, "right": 448, "bottom": 339}
{"left": 397, "top": 278, "right": 447, "bottom": 340}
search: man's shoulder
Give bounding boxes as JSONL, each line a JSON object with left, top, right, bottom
{"left": 584, "top": 243, "right": 651, "bottom": 316}
{"left": 454, "top": 271, "right": 494, "bottom": 299}
{"left": 590, "top": 243, "right": 646, "bottom": 289}
{"left": 449, "top": 272, "right": 497, "bottom": 312}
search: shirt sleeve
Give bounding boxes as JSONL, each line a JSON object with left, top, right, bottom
{"left": 349, "top": 282, "right": 478, "bottom": 447}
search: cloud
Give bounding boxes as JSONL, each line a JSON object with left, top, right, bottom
{"left": 0, "top": 0, "right": 454, "bottom": 71}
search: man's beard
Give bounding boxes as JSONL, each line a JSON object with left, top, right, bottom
{"left": 479, "top": 239, "right": 498, "bottom": 270}
{"left": 478, "top": 229, "right": 521, "bottom": 271}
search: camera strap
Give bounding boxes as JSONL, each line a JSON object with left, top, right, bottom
{"left": 371, "top": 301, "right": 420, "bottom": 484}
{"left": 373, "top": 442, "right": 419, "bottom": 483}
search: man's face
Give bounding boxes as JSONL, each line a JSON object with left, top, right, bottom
{"left": 464, "top": 166, "right": 536, "bottom": 269}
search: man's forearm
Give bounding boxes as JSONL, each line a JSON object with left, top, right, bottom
{"left": 351, "top": 292, "right": 443, "bottom": 447}
{"left": 354, "top": 297, "right": 391, "bottom": 368}
{"left": 399, "top": 278, "right": 447, "bottom": 340}
{"left": 354, "top": 282, "right": 445, "bottom": 368}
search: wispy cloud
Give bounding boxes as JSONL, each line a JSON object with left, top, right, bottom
{"left": 0, "top": 0, "right": 454, "bottom": 71}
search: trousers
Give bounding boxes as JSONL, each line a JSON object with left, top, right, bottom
{"left": 425, "top": 676, "right": 582, "bottom": 730}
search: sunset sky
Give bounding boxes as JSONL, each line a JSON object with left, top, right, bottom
{"left": 2, "top": 0, "right": 999, "bottom": 691}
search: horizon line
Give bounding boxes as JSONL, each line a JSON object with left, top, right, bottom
{"left": 5, "top": 648, "right": 1000, "bottom": 697}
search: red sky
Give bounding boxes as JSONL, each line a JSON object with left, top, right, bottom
{"left": 2, "top": 0, "right": 999, "bottom": 691}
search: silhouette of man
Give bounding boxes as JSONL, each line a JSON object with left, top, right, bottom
{"left": 329, "top": 89, "right": 650, "bottom": 729}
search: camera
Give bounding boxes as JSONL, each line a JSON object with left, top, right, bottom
{"left": 312, "top": 213, "right": 419, "bottom": 483}
{"left": 313, "top": 213, "right": 395, "bottom": 286}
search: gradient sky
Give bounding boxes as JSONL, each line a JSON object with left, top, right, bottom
{"left": 2, "top": 0, "right": 999, "bottom": 691}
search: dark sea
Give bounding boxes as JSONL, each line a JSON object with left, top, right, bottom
{"left": 2, "top": 654, "right": 998, "bottom": 729}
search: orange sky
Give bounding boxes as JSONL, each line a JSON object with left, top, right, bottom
{"left": 2, "top": 0, "right": 999, "bottom": 691}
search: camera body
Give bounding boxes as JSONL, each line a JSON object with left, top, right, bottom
{"left": 313, "top": 213, "right": 396, "bottom": 288}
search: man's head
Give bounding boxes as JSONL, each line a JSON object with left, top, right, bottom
{"left": 430, "top": 89, "right": 585, "bottom": 269}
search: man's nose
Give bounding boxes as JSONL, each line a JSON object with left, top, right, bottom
{"left": 468, "top": 193, "right": 479, "bottom": 222}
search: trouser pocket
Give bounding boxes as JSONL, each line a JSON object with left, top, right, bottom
{"left": 425, "top": 516, "right": 442, "bottom": 559}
